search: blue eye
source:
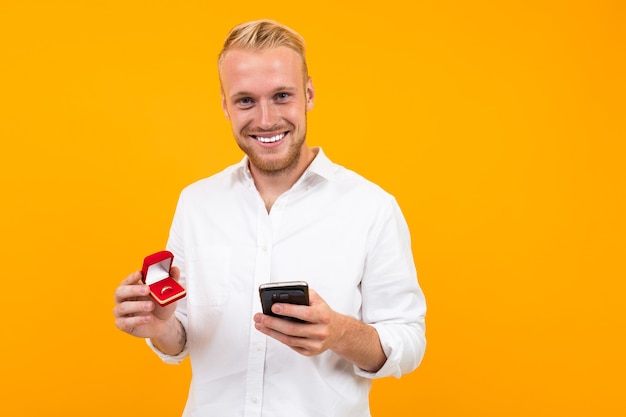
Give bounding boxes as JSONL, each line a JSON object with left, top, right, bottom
{"left": 236, "top": 97, "right": 254, "bottom": 108}
{"left": 276, "top": 93, "right": 289, "bottom": 100}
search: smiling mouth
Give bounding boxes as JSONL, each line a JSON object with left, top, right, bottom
{"left": 251, "top": 132, "right": 287, "bottom": 143}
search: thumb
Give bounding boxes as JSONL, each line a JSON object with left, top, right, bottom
{"left": 169, "top": 265, "right": 181, "bottom": 281}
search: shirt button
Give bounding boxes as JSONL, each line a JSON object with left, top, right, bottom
{"left": 256, "top": 344, "right": 262, "bottom": 351}
{"left": 251, "top": 396, "right": 258, "bottom": 404}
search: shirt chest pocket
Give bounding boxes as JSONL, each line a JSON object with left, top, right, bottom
{"left": 188, "top": 245, "right": 232, "bottom": 306}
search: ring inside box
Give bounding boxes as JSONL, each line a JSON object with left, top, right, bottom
{"left": 142, "top": 251, "right": 186, "bottom": 306}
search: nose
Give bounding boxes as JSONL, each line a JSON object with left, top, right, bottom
{"left": 256, "top": 100, "right": 280, "bottom": 129}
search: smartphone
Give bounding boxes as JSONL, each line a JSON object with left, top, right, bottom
{"left": 259, "top": 281, "right": 309, "bottom": 322}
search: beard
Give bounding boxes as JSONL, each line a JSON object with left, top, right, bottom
{"left": 236, "top": 118, "right": 307, "bottom": 177}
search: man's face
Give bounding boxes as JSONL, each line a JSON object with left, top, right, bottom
{"left": 220, "top": 46, "right": 314, "bottom": 176}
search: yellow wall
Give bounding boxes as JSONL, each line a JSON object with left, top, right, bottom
{"left": 1, "top": 1, "right": 624, "bottom": 415}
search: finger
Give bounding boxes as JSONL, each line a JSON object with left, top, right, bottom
{"left": 307, "top": 288, "right": 324, "bottom": 305}
{"left": 256, "top": 322, "right": 320, "bottom": 355}
{"left": 114, "top": 279, "right": 150, "bottom": 304}
{"left": 291, "top": 346, "right": 314, "bottom": 356}
{"left": 255, "top": 318, "right": 304, "bottom": 343}
{"left": 113, "top": 299, "right": 155, "bottom": 318}
{"left": 272, "top": 288, "right": 323, "bottom": 322}
{"left": 170, "top": 266, "right": 181, "bottom": 281}
{"left": 115, "top": 313, "right": 152, "bottom": 335}
{"left": 271, "top": 303, "right": 314, "bottom": 324}
{"left": 114, "top": 284, "right": 150, "bottom": 304}
{"left": 120, "top": 270, "right": 143, "bottom": 286}
{"left": 257, "top": 312, "right": 311, "bottom": 338}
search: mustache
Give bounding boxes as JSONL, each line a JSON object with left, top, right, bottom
{"left": 244, "top": 123, "right": 294, "bottom": 135}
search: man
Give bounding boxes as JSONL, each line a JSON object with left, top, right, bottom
{"left": 113, "top": 19, "right": 426, "bottom": 416}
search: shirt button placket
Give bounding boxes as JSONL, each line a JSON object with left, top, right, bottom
{"left": 243, "top": 204, "right": 273, "bottom": 417}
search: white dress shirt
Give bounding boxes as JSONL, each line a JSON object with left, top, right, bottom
{"left": 148, "top": 148, "right": 426, "bottom": 417}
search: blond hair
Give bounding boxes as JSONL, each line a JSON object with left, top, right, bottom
{"left": 218, "top": 19, "right": 308, "bottom": 76}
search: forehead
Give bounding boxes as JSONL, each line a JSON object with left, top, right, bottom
{"left": 220, "top": 46, "right": 305, "bottom": 95}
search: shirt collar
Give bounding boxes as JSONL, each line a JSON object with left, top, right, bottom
{"left": 302, "top": 147, "right": 336, "bottom": 182}
{"left": 237, "top": 147, "right": 336, "bottom": 187}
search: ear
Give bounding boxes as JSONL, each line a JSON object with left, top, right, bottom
{"left": 305, "top": 77, "right": 314, "bottom": 111}
{"left": 220, "top": 89, "right": 230, "bottom": 120}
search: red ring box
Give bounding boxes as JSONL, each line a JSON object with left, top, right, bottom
{"left": 141, "top": 251, "right": 186, "bottom": 307}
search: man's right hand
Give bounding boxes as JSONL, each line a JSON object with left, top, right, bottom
{"left": 113, "top": 267, "right": 185, "bottom": 354}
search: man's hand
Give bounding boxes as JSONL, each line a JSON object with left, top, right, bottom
{"left": 113, "top": 267, "right": 185, "bottom": 355}
{"left": 253, "top": 288, "right": 387, "bottom": 373}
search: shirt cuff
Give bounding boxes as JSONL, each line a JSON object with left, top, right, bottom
{"left": 353, "top": 322, "right": 425, "bottom": 379}
{"left": 145, "top": 312, "right": 189, "bottom": 364}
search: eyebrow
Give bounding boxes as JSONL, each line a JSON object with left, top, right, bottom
{"left": 229, "top": 86, "right": 298, "bottom": 101}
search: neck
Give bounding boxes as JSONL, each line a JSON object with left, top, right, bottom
{"left": 250, "top": 147, "right": 317, "bottom": 212}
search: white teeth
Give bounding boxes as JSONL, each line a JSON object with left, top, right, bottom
{"left": 255, "top": 133, "right": 285, "bottom": 143}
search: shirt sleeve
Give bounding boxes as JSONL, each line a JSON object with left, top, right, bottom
{"left": 145, "top": 192, "right": 191, "bottom": 364}
{"left": 145, "top": 311, "right": 190, "bottom": 364}
{"left": 355, "top": 196, "right": 427, "bottom": 379}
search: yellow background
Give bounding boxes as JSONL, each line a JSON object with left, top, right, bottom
{"left": 1, "top": 1, "right": 624, "bottom": 415}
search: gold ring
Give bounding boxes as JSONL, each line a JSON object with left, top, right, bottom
{"left": 160, "top": 286, "right": 173, "bottom": 295}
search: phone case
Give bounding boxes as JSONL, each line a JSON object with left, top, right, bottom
{"left": 259, "top": 281, "right": 309, "bottom": 322}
